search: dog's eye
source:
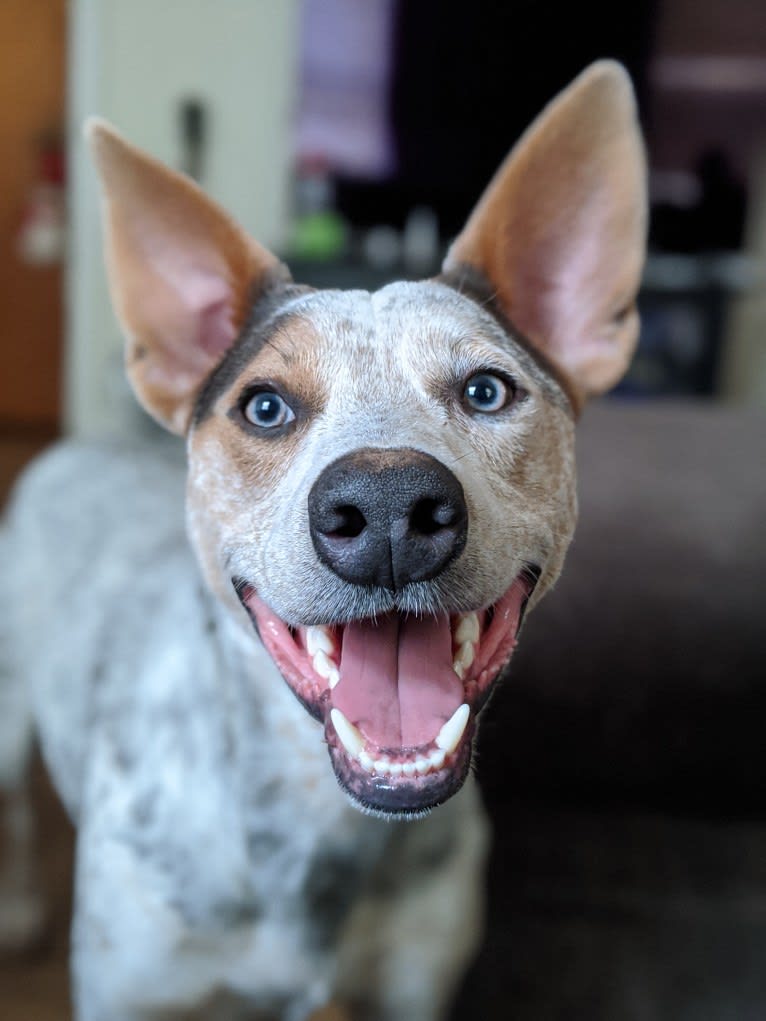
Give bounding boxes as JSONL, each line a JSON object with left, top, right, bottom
{"left": 243, "top": 391, "right": 295, "bottom": 429}
{"left": 462, "top": 373, "right": 510, "bottom": 413}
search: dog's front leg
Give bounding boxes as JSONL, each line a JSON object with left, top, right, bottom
{"left": 69, "top": 736, "right": 232, "bottom": 1021}
{"left": 71, "top": 824, "right": 207, "bottom": 1021}
{"left": 70, "top": 756, "right": 340, "bottom": 1021}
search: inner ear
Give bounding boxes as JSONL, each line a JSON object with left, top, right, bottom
{"left": 88, "top": 119, "right": 291, "bottom": 434}
{"left": 443, "top": 61, "right": 648, "bottom": 409}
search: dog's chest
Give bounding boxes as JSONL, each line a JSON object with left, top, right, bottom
{"left": 73, "top": 604, "right": 395, "bottom": 1006}
{"left": 89, "top": 608, "right": 386, "bottom": 935}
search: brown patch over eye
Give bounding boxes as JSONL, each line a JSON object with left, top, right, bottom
{"left": 219, "top": 315, "right": 330, "bottom": 428}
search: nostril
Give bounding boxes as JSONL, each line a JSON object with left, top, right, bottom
{"left": 409, "top": 497, "right": 459, "bottom": 536}
{"left": 432, "top": 502, "right": 459, "bottom": 527}
{"left": 327, "top": 504, "right": 367, "bottom": 539}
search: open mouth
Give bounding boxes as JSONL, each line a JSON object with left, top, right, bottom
{"left": 234, "top": 569, "right": 539, "bottom": 817}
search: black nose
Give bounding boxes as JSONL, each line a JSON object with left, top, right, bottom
{"left": 308, "top": 448, "right": 468, "bottom": 591}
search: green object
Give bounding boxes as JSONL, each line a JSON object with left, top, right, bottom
{"left": 290, "top": 211, "right": 347, "bottom": 261}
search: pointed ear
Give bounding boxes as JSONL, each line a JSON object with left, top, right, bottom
{"left": 443, "top": 61, "right": 647, "bottom": 410}
{"left": 86, "top": 119, "right": 291, "bottom": 434}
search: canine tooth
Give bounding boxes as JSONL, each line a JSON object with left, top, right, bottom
{"left": 452, "top": 641, "right": 475, "bottom": 679}
{"left": 455, "top": 612, "right": 480, "bottom": 646}
{"left": 415, "top": 757, "right": 430, "bottom": 775}
{"left": 402, "top": 762, "right": 417, "bottom": 777}
{"left": 330, "top": 709, "right": 364, "bottom": 759}
{"left": 389, "top": 762, "right": 403, "bottom": 777}
{"left": 313, "top": 650, "right": 340, "bottom": 689}
{"left": 435, "top": 703, "right": 470, "bottom": 754}
{"left": 359, "top": 750, "right": 375, "bottom": 772}
{"left": 428, "top": 748, "right": 446, "bottom": 770}
{"left": 306, "top": 625, "right": 334, "bottom": 657}
{"left": 313, "top": 650, "right": 333, "bottom": 676}
{"left": 374, "top": 759, "right": 391, "bottom": 775}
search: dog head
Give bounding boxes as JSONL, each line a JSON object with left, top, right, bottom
{"left": 88, "top": 61, "right": 646, "bottom": 817}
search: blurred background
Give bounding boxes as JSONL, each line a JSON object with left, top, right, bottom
{"left": 2, "top": 0, "right": 765, "bottom": 445}
{"left": 0, "top": 1, "right": 765, "bottom": 1019}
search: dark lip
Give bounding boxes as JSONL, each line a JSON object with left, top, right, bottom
{"left": 326, "top": 717, "right": 476, "bottom": 817}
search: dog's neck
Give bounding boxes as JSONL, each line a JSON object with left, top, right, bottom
{"left": 212, "top": 599, "right": 325, "bottom": 756}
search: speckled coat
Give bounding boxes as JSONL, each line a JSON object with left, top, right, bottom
{"left": 0, "top": 62, "right": 646, "bottom": 1021}
{"left": 3, "top": 436, "right": 488, "bottom": 1020}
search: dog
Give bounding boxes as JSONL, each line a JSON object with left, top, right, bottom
{"left": 0, "top": 61, "right": 646, "bottom": 1020}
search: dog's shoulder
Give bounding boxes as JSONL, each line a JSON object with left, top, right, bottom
{"left": 7, "top": 434, "right": 186, "bottom": 549}
{"left": 4, "top": 437, "right": 204, "bottom": 816}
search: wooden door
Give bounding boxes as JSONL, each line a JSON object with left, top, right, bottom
{"left": 0, "top": 0, "right": 66, "bottom": 430}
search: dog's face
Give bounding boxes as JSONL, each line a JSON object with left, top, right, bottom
{"left": 89, "top": 61, "right": 646, "bottom": 816}
{"left": 183, "top": 280, "right": 576, "bottom": 813}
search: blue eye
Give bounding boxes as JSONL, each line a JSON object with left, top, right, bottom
{"left": 243, "top": 391, "right": 295, "bottom": 429}
{"left": 462, "top": 373, "right": 509, "bottom": 413}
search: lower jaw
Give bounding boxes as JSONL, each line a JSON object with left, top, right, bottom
{"left": 326, "top": 722, "right": 476, "bottom": 818}
{"left": 278, "top": 647, "right": 508, "bottom": 817}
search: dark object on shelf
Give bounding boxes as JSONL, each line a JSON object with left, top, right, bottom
{"left": 620, "top": 253, "right": 756, "bottom": 397}
{"left": 651, "top": 148, "right": 747, "bottom": 254}
{"left": 178, "top": 97, "right": 206, "bottom": 183}
{"left": 334, "top": 0, "right": 657, "bottom": 236}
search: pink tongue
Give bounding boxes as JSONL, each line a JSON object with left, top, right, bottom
{"left": 333, "top": 614, "right": 464, "bottom": 749}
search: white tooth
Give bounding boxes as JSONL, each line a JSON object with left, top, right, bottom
{"left": 359, "top": 750, "right": 374, "bottom": 772}
{"left": 330, "top": 708, "right": 364, "bottom": 759}
{"left": 313, "top": 650, "right": 333, "bottom": 677}
{"left": 306, "top": 625, "right": 334, "bottom": 657}
{"left": 402, "top": 762, "right": 416, "bottom": 777}
{"left": 428, "top": 748, "right": 446, "bottom": 770}
{"left": 452, "top": 641, "right": 475, "bottom": 678}
{"left": 455, "top": 612, "right": 480, "bottom": 646}
{"left": 313, "top": 650, "right": 340, "bottom": 690}
{"left": 374, "top": 759, "right": 391, "bottom": 775}
{"left": 415, "top": 757, "right": 430, "bottom": 775}
{"left": 389, "top": 762, "right": 403, "bottom": 776}
{"left": 435, "top": 703, "right": 470, "bottom": 754}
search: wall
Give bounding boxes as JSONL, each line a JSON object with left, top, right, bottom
{"left": 67, "top": 0, "right": 301, "bottom": 436}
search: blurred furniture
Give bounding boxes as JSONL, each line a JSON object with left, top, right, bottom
{"left": 0, "top": 0, "right": 65, "bottom": 430}
{"left": 722, "top": 146, "right": 766, "bottom": 406}
{"left": 627, "top": 254, "right": 760, "bottom": 398}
